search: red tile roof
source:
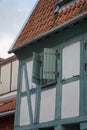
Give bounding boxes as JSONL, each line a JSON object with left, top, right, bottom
{"left": 13, "top": 0, "right": 87, "bottom": 50}
{"left": 0, "top": 98, "right": 16, "bottom": 113}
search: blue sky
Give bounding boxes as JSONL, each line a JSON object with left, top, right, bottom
{"left": 0, "top": 0, "right": 37, "bottom": 58}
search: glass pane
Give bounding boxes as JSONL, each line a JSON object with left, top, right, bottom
{"left": 61, "top": 81, "right": 80, "bottom": 119}
{"left": 62, "top": 42, "right": 80, "bottom": 79}
{"left": 20, "top": 97, "right": 30, "bottom": 126}
{"left": 40, "top": 88, "right": 56, "bottom": 123}
{"left": 27, "top": 61, "right": 36, "bottom": 89}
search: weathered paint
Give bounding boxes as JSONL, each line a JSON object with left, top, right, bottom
{"left": 14, "top": 20, "right": 87, "bottom": 130}
{"left": 43, "top": 48, "right": 56, "bottom": 80}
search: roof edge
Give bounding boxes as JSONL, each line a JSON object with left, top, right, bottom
{"left": 0, "top": 110, "right": 15, "bottom": 117}
{"left": 8, "top": 0, "right": 39, "bottom": 53}
{"left": 8, "top": 11, "right": 87, "bottom": 54}
{"left": 0, "top": 93, "right": 16, "bottom": 101}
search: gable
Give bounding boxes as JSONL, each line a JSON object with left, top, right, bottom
{"left": 10, "top": 0, "right": 87, "bottom": 52}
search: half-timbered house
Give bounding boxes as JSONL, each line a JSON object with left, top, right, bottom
{"left": 9, "top": 0, "right": 87, "bottom": 130}
{"left": 0, "top": 56, "right": 18, "bottom": 130}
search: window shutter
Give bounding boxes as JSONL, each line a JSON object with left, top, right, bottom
{"left": 32, "top": 52, "right": 41, "bottom": 84}
{"left": 43, "top": 48, "right": 56, "bottom": 80}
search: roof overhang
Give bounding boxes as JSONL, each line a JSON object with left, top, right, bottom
{"left": 0, "top": 110, "right": 15, "bottom": 117}
{"left": 8, "top": 12, "right": 87, "bottom": 54}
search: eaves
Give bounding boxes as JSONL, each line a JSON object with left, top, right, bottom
{"left": 8, "top": 12, "right": 87, "bottom": 54}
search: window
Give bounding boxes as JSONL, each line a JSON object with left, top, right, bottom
{"left": 21, "top": 60, "right": 36, "bottom": 91}
{"left": 57, "top": 0, "right": 72, "bottom": 6}
{"left": 32, "top": 48, "right": 57, "bottom": 86}
{"left": 62, "top": 124, "right": 80, "bottom": 130}
{"left": 55, "top": 0, "right": 78, "bottom": 13}
{"left": 39, "top": 127, "right": 54, "bottom": 130}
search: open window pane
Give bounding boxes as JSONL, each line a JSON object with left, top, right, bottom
{"left": 32, "top": 52, "right": 41, "bottom": 84}
{"left": 61, "top": 81, "right": 80, "bottom": 119}
{"left": 21, "top": 61, "right": 36, "bottom": 91}
{"left": 62, "top": 42, "right": 80, "bottom": 79}
{"left": 27, "top": 61, "right": 36, "bottom": 89}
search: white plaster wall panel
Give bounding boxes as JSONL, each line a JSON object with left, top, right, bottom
{"left": 40, "top": 88, "right": 56, "bottom": 123}
{"left": 20, "top": 94, "right": 35, "bottom": 126}
{"left": 27, "top": 61, "right": 36, "bottom": 89}
{"left": 62, "top": 42, "right": 80, "bottom": 79}
{"left": 61, "top": 81, "right": 80, "bottom": 119}
{"left": 20, "top": 96, "right": 30, "bottom": 126}
{"left": 31, "top": 94, "right": 35, "bottom": 120}
{"left": 0, "top": 63, "right": 11, "bottom": 95}
{"left": 22, "top": 61, "right": 36, "bottom": 91}
{"left": 22, "top": 70, "right": 26, "bottom": 92}
{"left": 11, "top": 60, "right": 19, "bottom": 91}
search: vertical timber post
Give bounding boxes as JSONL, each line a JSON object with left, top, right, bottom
{"left": 14, "top": 61, "right": 23, "bottom": 130}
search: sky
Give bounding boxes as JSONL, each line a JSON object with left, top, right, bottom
{"left": 0, "top": 0, "right": 37, "bottom": 59}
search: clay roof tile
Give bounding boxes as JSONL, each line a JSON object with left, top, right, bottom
{"left": 0, "top": 98, "right": 16, "bottom": 114}
{"left": 11, "top": 0, "right": 87, "bottom": 50}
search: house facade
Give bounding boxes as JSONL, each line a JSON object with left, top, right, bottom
{"left": 9, "top": 0, "right": 87, "bottom": 130}
{"left": 0, "top": 56, "right": 18, "bottom": 130}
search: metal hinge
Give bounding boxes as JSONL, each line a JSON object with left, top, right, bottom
{"left": 56, "top": 72, "right": 59, "bottom": 78}
{"left": 57, "top": 52, "right": 60, "bottom": 59}
{"left": 73, "top": 75, "right": 80, "bottom": 78}
{"left": 61, "top": 78, "right": 66, "bottom": 82}
{"left": 85, "top": 63, "right": 87, "bottom": 72}
{"left": 84, "top": 43, "right": 87, "bottom": 50}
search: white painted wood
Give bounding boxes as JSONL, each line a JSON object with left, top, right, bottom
{"left": 0, "top": 63, "right": 11, "bottom": 95}
{"left": 62, "top": 42, "right": 80, "bottom": 79}
{"left": 11, "top": 60, "right": 19, "bottom": 91}
{"left": 20, "top": 96, "right": 30, "bottom": 126}
{"left": 20, "top": 94, "right": 35, "bottom": 126}
{"left": 40, "top": 88, "right": 56, "bottom": 123}
{"left": 61, "top": 81, "right": 80, "bottom": 119}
